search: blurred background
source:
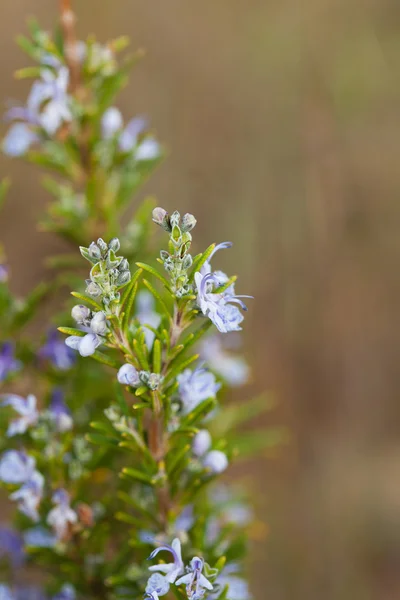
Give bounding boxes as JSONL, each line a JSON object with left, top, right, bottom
{"left": 1, "top": 1, "right": 400, "bottom": 599}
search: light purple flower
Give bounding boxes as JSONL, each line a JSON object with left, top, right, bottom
{"left": 174, "top": 505, "right": 194, "bottom": 534}
{"left": 119, "top": 116, "right": 147, "bottom": 152}
{"left": 192, "top": 430, "right": 212, "bottom": 457}
{"left": 145, "top": 574, "right": 170, "bottom": 598}
{"left": 1, "top": 394, "right": 39, "bottom": 436}
{"left": 148, "top": 538, "right": 184, "bottom": 584}
{"left": 144, "top": 592, "right": 160, "bottom": 600}
{"left": 117, "top": 363, "right": 140, "bottom": 387}
{"left": 0, "top": 451, "right": 35, "bottom": 484}
{"left": 210, "top": 566, "right": 252, "bottom": 600}
{"left": 137, "top": 290, "right": 161, "bottom": 349}
{"left": 47, "top": 489, "right": 77, "bottom": 541}
{"left": 65, "top": 332, "right": 101, "bottom": 357}
{"left": 101, "top": 107, "right": 123, "bottom": 138}
{"left": 195, "top": 241, "right": 251, "bottom": 333}
{"left": 10, "top": 470, "right": 44, "bottom": 522}
{"left": 195, "top": 271, "right": 249, "bottom": 333}
{"left": 0, "top": 343, "right": 21, "bottom": 382}
{"left": 0, "top": 585, "right": 14, "bottom": 600}
{"left": 33, "top": 67, "right": 72, "bottom": 135}
{"left": 203, "top": 450, "right": 228, "bottom": 474}
{"left": 23, "top": 527, "right": 56, "bottom": 549}
{"left": 52, "top": 585, "right": 76, "bottom": 600}
{"left": 176, "top": 557, "right": 213, "bottom": 598}
{"left": 38, "top": 331, "right": 75, "bottom": 371}
{"left": 177, "top": 368, "right": 220, "bottom": 415}
{"left": 135, "top": 137, "right": 161, "bottom": 161}
{"left": 2, "top": 123, "right": 38, "bottom": 156}
{"left": 0, "top": 527, "right": 25, "bottom": 567}
{"left": 0, "top": 265, "right": 8, "bottom": 283}
{"left": 49, "top": 389, "right": 72, "bottom": 432}
{"left": 200, "top": 335, "right": 249, "bottom": 387}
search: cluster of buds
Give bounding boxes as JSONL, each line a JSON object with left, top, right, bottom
{"left": 117, "top": 363, "right": 164, "bottom": 391}
{"left": 66, "top": 305, "right": 108, "bottom": 357}
{"left": 80, "top": 238, "right": 131, "bottom": 306}
{"left": 152, "top": 208, "right": 196, "bottom": 298}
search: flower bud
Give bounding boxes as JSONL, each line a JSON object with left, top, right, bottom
{"left": 86, "top": 281, "right": 101, "bottom": 297}
{"left": 116, "top": 270, "right": 131, "bottom": 286}
{"left": 182, "top": 254, "right": 193, "bottom": 270}
{"left": 118, "top": 258, "right": 129, "bottom": 271}
{"left": 203, "top": 450, "right": 228, "bottom": 474}
{"left": 117, "top": 364, "right": 140, "bottom": 387}
{"left": 109, "top": 237, "right": 121, "bottom": 253}
{"left": 71, "top": 304, "right": 91, "bottom": 324}
{"left": 101, "top": 107, "right": 123, "bottom": 139}
{"left": 88, "top": 242, "right": 101, "bottom": 260}
{"left": 193, "top": 430, "right": 212, "bottom": 457}
{"left": 170, "top": 210, "right": 181, "bottom": 228}
{"left": 181, "top": 213, "right": 197, "bottom": 233}
{"left": 90, "top": 311, "right": 107, "bottom": 336}
{"left": 96, "top": 238, "right": 108, "bottom": 254}
{"left": 152, "top": 207, "right": 170, "bottom": 232}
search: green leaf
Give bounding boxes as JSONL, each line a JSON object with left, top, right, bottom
{"left": 212, "top": 393, "right": 277, "bottom": 437}
{"left": 180, "top": 397, "right": 217, "bottom": 428}
{"left": 114, "top": 383, "right": 129, "bottom": 416}
{"left": 232, "top": 427, "right": 290, "bottom": 459}
{"left": 142, "top": 279, "right": 172, "bottom": 320}
{"left": 152, "top": 339, "right": 162, "bottom": 374}
{"left": 120, "top": 268, "right": 142, "bottom": 311}
{"left": 0, "top": 178, "right": 11, "bottom": 211}
{"left": 85, "top": 433, "right": 119, "bottom": 447}
{"left": 121, "top": 282, "right": 138, "bottom": 333}
{"left": 188, "top": 243, "right": 216, "bottom": 283}
{"left": 70, "top": 291, "right": 103, "bottom": 311}
{"left": 135, "top": 262, "right": 170, "bottom": 289}
{"left": 166, "top": 443, "right": 191, "bottom": 478}
{"left": 165, "top": 354, "right": 199, "bottom": 384}
{"left": 133, "top": 338, "right": 149, "bottom": 371}
{"left": 120, "top": 467, "right": 154, "bottom": 486}
{"left": 90, "top": 350, "right": 120, "bottom": 369}
{"left": 57, "top": 327, "right": 86, "bottom": 337}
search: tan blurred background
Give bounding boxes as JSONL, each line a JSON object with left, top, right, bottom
{"left": 1, "top": 1, "right": 400, "bottom": 599}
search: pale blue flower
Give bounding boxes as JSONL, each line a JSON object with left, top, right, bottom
{"left": 192, "top": 430, "right": 212, "bottom": 457}
{"left": 145, "top": 573, "right": 170, "bottom": 597}
{"left": 174, "top": 505, "right": 194, "bottom": 534}
{"left": 195, "top": 271, "right": 249, "bottom": 333}
{"left": 52, "top": 584, "right": 76, "bottom": 600}
{"left": 177, "top": 368, "right": 220, "bottom": 415}
{"left": 144, "top": 592, "right": 160, "bottom": 600}
{"left": 0, "top": 585, "right": 14, "bottom": 600}
{"left": 148, "top": 538, "right": 184, "bottom": 584}
{"left": 137, "top": 290, "right": 161, "bottom": 349}
{"left": 176, "top": 557, "right": 213, "bottom": 599}
{"left": 117, "top": 363, "right": 140, "bottom": 387}
{"left": 23, "top": 526, "right": 56, "bottom": 549}
{"left": 0, "top": 527, "right": 25, "bottom": 567}
{"left": 33, "top": 67, "right": 72, "bottom": 135}
{"left": 210, "top": 566, "right": 252, "bottom": 600}
{"left": 119, "top": 116, "right": 147, "bottom": 152}
{"left": 65, "top": 332, "right": 101, "bottom": 357}
{"left": 10, "top": 470, "right": 44, "bottom": 522}
{"left": 47, "top": 489, "right": 77, "bottom": 541}
{"left": 3, "top": 123, "right": 38, "bottom": 156}
{"left": 0, "top": 343, "right": 21, "bottom": 382}
{"left": 38, "top": 331, "right": 75, "bottom": 371}
{"left": 49, "top": 389, "right": 72, "bottom": 433}
{"left": 0, "top": 265, "right": 8, "bottom": 283}
{"left": 200, "top": 335, "right": 249, "bottom": 387}
{"left": 1, "top": 394, "right": 39, "bottom": 437}
{"left": 101, "top": 107, "right": 123, "bottom": 138}
{"left": 0, "top": 451, "right": 35, "bottom": 484}
{"left": 135, "top": 137, "right": 161, "bottom": 161}
{"left": 195, "top": 241, "right": 251, "bottom": 333}
{"left": 203, "top": 450, "right": 228, "bottom": 474}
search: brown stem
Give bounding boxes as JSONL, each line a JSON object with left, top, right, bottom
{"left": 60, "top": 0, "right": 80, "bottom": 92}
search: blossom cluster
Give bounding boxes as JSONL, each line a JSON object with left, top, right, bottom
{"left": 0, "top": 7, "right": 269, "bottom": 600}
